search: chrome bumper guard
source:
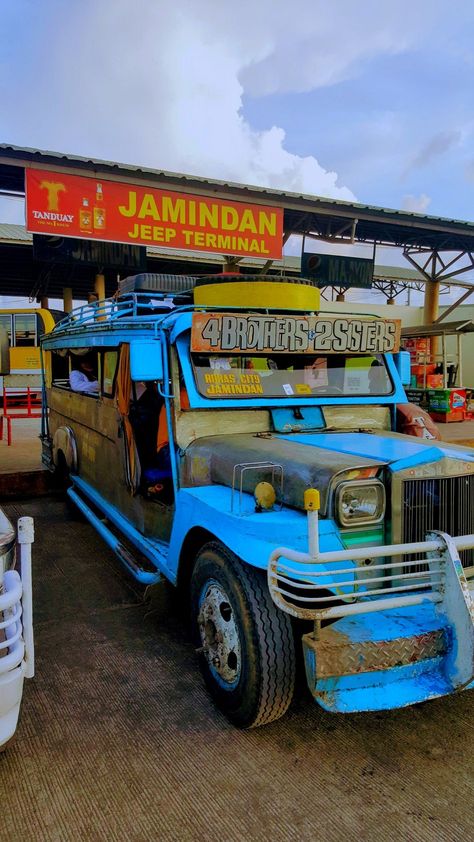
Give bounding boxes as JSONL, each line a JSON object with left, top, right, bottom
{"left": 268, "top": 508, "right": 474, "bottom": 622}
{"left": 0, "top": 517, "right": 35, "bottom": 748}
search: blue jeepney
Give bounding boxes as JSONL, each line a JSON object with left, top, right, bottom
{"left": 40, "top": 275, "right": 474, "bottom": 727}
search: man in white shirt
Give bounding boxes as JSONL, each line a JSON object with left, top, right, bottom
{"left": 69, "top": 357, "right": 99, "bottom": 393}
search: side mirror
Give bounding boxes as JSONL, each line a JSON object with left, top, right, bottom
{"left": 0, "top": 327, "right": 10, "bottom": 375}
{"left": 393, "top": 351, "right": 411, "bottom": 387}
{"left": 130, "top": 341, "right": 163, "bottom": 382}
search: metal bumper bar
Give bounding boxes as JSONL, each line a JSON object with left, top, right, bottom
{"left": 268, "top": 505, "right": 474, "bottom": 621}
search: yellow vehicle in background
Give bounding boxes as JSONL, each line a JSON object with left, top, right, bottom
{"left": 0, "top": 308, "right": 59, "bottom": 391}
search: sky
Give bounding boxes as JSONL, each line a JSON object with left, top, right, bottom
{"left": 0, "top": 0, "right": 474, "bottom": 303}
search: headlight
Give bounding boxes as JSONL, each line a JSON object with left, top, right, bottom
{"left": 336, "top": 480, "right": 385, "bottom": 527}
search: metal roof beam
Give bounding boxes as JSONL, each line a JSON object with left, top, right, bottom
{"left": 434, "top": 287, "right": 474, "bottom": 323}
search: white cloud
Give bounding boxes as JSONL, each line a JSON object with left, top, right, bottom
{"left": 403, "top": 131, "right": 462, "bottom": 178}
{"left": 0, "top": 0, "right": 454, "bottom": 220}
{"left": 238, "top": 1, "right": 428, "bottom": 96}
{"left": 401, "top": 194, "right": 432, "bottom": 213}
{"left": 0, "top": 0, "right": 435, "bottom": 209}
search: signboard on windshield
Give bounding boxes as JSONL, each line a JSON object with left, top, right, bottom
{"left": 191, "top": 313, "right": 401, "bottom": 355}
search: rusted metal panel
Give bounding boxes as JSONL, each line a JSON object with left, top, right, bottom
{"left": 181, "top": 433, "right": 385, "bottom": 514}
{"left": 303, "top": 626, "right": 447, "bottom": 679}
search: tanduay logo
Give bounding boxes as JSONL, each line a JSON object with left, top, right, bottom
{"left": 31, "top": 180, "right": 74, "bottom": 222}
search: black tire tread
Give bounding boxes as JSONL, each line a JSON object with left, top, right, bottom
{"left": 195, "top": 542, "right": 295, "bottom": 728}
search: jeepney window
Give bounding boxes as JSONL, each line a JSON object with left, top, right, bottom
{"left": 14, "top": 313, "right": 37, "bottom": 347}
{"left": 68, "top": 350, "right": 100, "bottom": 396}
{"left": 102, "top": 350, "right": 118, "bottom": 397}
{"left": 51, "top": 349, "right": 70, "bottom": 386}
{"left": 0, "top": 315, "right": 12, "bottom": 346}
{"left": 191, "top": 353, "right": 393, "bottom": 399}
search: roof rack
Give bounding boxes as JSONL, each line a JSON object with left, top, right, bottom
{"left": 118, "top": 272, "right": 316, "bottom": 295}
{"left": 118, "top": 273, "right": 200, "bottom": 295}
{"left": 49, "top": 292, "right": 188, "bottom": 335}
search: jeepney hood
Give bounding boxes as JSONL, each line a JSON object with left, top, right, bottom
{"left": 181, "top": 432, "right": 388, "bottom": 514}
{"left": 181, "top": 429, "right": 474, "bottom": 514}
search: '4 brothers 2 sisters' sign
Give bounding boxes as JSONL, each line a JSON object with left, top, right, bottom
{"left": 191, "top": 314, "right": 401, "bottom": 355}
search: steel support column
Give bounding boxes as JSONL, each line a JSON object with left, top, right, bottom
{"left": 63, "top": 287, "right": 73, "bottom": 313}
{"left": 94, "top": 273, "right": 105, "bottom": 300}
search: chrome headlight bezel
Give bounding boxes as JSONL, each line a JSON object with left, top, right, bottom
{"left": 335, "top": 480, "right": 386, "bottom": 527}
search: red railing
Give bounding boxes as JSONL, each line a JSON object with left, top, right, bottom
{"left": 0, "top": 387, "right": 42, "bottom": 446}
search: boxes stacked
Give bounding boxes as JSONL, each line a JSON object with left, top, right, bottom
{"left": 428, "top": 388, "right": 466, "bottom": 423}
{"left": 405, "top": 388, "right": 430, "bottom": 409}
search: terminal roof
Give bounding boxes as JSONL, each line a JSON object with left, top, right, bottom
{"left": 2, "top": 144, "right": 474, "bottom": 251}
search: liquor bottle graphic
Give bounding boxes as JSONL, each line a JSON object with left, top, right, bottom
{"left": 94, "top": 183, "right": 106, "bottom": 229}
{"left": 79, "top": 198, "right": 92, "bottom": 231}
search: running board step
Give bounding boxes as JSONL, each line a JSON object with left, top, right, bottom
{"left": 303, "top": 602, "right": 453, "bottom": 712}
{"left": 314, "top": 657, "right": 453, "bottom": 713}
{"left": 304, "top": 627, "right": 448, "bottom": 680}
{"left": 68, "top": 477, "right": 168, "bottom": 585}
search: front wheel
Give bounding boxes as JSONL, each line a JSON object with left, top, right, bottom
{"left": 190, "top": 542, "right": 295, "bottom": 728}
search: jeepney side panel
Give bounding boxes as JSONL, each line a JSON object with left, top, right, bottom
{"left": 166, "top": 484, "right": 346, "bottom": 584}
{"left": 47, "top": 387, "right": 150, "bottom": 525}
{"left": 46, "top": 332, "right": 177, "bottom": 542}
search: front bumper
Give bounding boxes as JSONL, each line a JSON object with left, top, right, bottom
{"left": 267, "top": 514, "right": 474, "bottom": 712}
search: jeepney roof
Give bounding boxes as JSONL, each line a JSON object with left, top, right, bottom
{"left": 42, "top": 289, "right": 389, "bottom": 350}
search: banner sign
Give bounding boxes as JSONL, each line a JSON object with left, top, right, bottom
{"left": 25, "top": 168, "right": 283, "bottom": 259}
{"left": 301, "top": 251, "right": 373, "bottom": 289}
{"left": 33, "top": 234, "right": 146, "bottom": 269}
{"left": 191, "top": 313, "right": 401, "bottom": 355}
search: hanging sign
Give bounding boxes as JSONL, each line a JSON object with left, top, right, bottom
{"left": 191, "top": 313, "right": 401, "bottom": 354}
{"left": 301, "top": 251, "right": 374, "bottom": 288}
{"left": 33, "top": 234, "right": 146, "bottom": 269}
{"left": 25, "top": 168, "right": 283, "bottom": 259}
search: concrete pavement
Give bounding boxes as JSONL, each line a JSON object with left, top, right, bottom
{"left": 0, "top": 497, "right": 473, "bottom": 842}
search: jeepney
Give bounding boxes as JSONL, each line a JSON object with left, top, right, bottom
{"left": 40, "top": 274, "right": 474, "bottom": 728}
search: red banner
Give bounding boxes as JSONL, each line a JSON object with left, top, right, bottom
{"left": 25, "top": 168, "right": 283, "bottom": 259}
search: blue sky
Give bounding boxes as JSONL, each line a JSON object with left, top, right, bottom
{"left": 243, "top": 41, "right": 474, "bottom": 220}
{"left": 0, "top": 1, "right": 473, "bottom": 232}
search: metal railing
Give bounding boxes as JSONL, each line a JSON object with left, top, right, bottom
{"left": 268, "top": 503, "right": 474, "bottom": 621}
{"left": 0, "top": 516, "right": 35, "bottom": 747}
{"left": 49, "top": 293, "right": 181, "bottom": 335}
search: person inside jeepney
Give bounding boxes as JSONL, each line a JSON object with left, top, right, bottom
{"left": 130, "top": 381, "right": 162, "bottom": 474}
{"left": 69, "top": 354, "right": 99, "bottom": 393}
{"left": 135, "top": 376, "right": 190, "bottom": 498}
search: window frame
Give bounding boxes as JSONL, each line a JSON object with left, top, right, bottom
{"left": 101, "top": 349, "right": 119, "bottom": 398}
{"left": 13, "top": 313, "right": 38, "bottom": 348}
{"left": 0, "top": 314, "right": 13, "bottom": 346}
{"left": 190, "top": 351, "right": 395, "bottom": 401}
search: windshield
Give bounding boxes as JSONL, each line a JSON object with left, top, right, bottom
{"left": 191, "top": 353, "right": 393, "bottom": 399}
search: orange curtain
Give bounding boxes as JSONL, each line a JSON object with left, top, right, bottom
{"left": 116, "top": 344, "right": 140, "bottom": 494}
{"left": 156, "top": 384, "right": 189, "bottom": 453}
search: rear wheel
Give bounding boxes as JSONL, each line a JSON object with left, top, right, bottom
{"left": 190, "top": 542, "right": 295, "bottom": 728}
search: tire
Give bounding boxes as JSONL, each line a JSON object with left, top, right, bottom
{"left": 54, "top": 450, "right": 71, "bottom": 491}
{"left": 190, "top": 542, "right": 295, "bottom": 728}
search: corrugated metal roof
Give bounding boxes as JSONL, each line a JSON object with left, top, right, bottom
{"left": 0, "top": 223, "right": 32, "bottom": 242}
{"left": 401, "top": 320, "right": 474, "bottom": 337}
{"left": 1, "top": 143, "right": 474, "bottom": 234}
{"left": 0, "top": 223, "right": 468, "bottom": 287}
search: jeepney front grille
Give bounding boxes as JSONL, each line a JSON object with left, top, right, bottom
{"left": 402, "top": 475, "right": 474, "bottom": 570}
